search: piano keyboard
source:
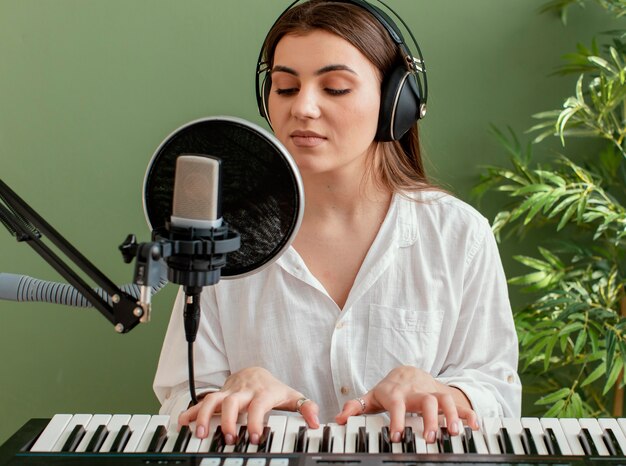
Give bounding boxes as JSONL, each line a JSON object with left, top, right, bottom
{"left": 2, "top": 414, "right": 626, "bottom": 466}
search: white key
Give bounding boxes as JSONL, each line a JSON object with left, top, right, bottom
{"left": 521, "top": 417, "right": 548, "bottom": 455}
{"left": 467, "top": 424, "right": 489, "bottom": 455}
{"left": 578, "top": 418, "right": 609, "bottom": 456}
{"left": 559, "top": 418, "right": 586, "bottom": 455}
{"left": 75, "top": 414, "right": 112, "bottom": 452}
{"left": 329, "top": 423, "right": 345, "bottom": 453}
{"left": 123, "top": 414, "right": 154, "bottom": 452}
{"left": 482, "top": 418, "right": 503, "bottom": 454}
{"left": 52, "top": 414, "right": 92, "bottom": 452}
{"left": 306, "top": 425, "right": 324, "bottom": 453}
{"left": 598, "top": 418, "right": 626, "bottom": 455}
{"left": 366, "top": 415, "right": 385, "bottom": 453}
{"left": 405, "top": 416, "right": 425, "bottom": 453}
{"left": 540, "top": 418, "right": 572, "bottom": 455}
{"left": 448, "top": 420, "right": 465, "bottom": 454}
{"left": 30, "top": 414, "right": 73, "bottom": 452}
{"left": 160, "top": 421, "right": 185, "bottom": 453}
{"left": 135, "top": 415, "right": 170, "bottom": 453}
{"left": 223, "top": 458, "right": 244, "bottom": 466}
{"left": 282, "top": 416, "right": 307, "bottom": 453}
{"left": 344, "top": 416, "right": 366, "bottom": 453}
{"left": 267, "top": 415, "right": 287, "bottom": 454}
{"left": 197, "top": 417, "right": 222, "bottom": 453}
{"left": 500, "top": 418, "right": 526, "bottom": 454}
{"left": 247, "top": 459, "right": 267, "bottom": 466}
{"left": 98, "top": 414, "right": 132, "bottom": 453}
{"left": 222, "top": 424, "right": 241, "bottom": 453}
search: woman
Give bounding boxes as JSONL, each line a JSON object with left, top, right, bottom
{"left": 154, "top": 0, "right": 521, "bottom": 447}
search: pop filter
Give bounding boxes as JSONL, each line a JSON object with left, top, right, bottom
{"left": 143, "top": 116, "right": 304, "bottom": 279}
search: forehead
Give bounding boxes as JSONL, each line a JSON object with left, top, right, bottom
{"left": 273, "top": 29, "right": 379, "bottom": 76}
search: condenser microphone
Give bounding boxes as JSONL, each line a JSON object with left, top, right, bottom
{"left": 171, "top": 155, "right": 223, "bottom": 230}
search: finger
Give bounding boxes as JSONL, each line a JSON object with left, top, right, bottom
{"left": 246, "top": 396, "right": 275, "bottom": 444}
{"left": 458, "top": 405, "right": 479, "bottom": 430}
{"left": 335, "top": 397, "right": 367, "bottom": 425}
{"left": 194, "top": 393, "right": 223, "bottom": 439}
{"left": 178, "top": 402, "right": 201, "bottom": 427}
{"left": 220, "top": 394, "right": 245, "bottom": 444}
{"left": 437, "top": 393, "right": 460, "bottom": 435}
{"left": 299, "top": 399, "right": 320, "bottom": 429}
{"left": 420, "top": 394, "right": 439, "bottom": 443}
{"left": 387, "top": 399, "right": 407, "bottom": 443}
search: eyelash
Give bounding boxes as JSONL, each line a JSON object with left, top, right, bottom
{"left": 275, "top": 88, "right": 351, "bottom": 96}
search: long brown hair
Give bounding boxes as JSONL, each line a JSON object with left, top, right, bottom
{"left": 261, "top": 0, "right": 435, "bottom": 193}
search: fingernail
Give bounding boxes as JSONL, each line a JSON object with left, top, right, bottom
{"left": 196, "top": 425, "right": 205, "bottom": 438}
{"left": 391, "top": 431, "right": 401, "bottom": 443}
{"left": 426, "top": 431, "right": 436, "bottom": 443}
{"left": 250, "top": 433, "right": 260, "bottom": 445}
{"left": 313, "top": 415, "right": 320, "bottom": 427}
{"left": 225, "top": 434, "right": 235, "bottom": 445}
{"left": 449, "top": 423, "right": 458, "bottom": 435}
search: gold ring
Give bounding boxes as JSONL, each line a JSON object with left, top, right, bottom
{"left": 295, "top": 397, "right": 310, "bottom": 414}
{"left": 354, "top": 397, "right": 366, "bottom": 413}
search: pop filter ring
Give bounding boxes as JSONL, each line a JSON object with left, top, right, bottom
{"left": 143, "top": 116, "right": 304, "bottom": 279}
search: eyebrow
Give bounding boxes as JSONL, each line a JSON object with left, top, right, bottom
{"left": 271, "top": 64, "right": 357, "bottom": 77}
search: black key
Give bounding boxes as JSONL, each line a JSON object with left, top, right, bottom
{"left": 321, "top": 425, "right": 332, "bottom": 453}
{"left": 258, "top": 426, "right": 272, "bottom": 453}
{"left": 521, "top": 427, "right": 538, "bottom": 455}
{"left": 357, "top": 426, "right": 368, "bottom": 453}
{"left": 209, "top": 426, "right": 225, "bottom": 452}
{"left": 544, "top": 428, "right": 562, "bottom": 456}
{"left": 439, "top": 427, "right": 452, "bottom": 453}
{"left": 380, "top": 426, "right": 391, "bottom": 453}
{"left": 109, "top": 425, "right": 131, "bottom": 452}
{"left": 578, "top": 428, "right": 598, "bottom": 456}
{"left": 85, "top": 425, "right": 108, "bottom": 452}
{"left": 498, "top": 427, "right": 514, "bottom": 454}
{"left": 463, "top": 426, "right": 477, "bottom": 453}
{"left": 147, "top": 425, "right": 168, "bottom": 452}
{"left": 172, "top": 425, "right": 192, "bottom": 452}
{"left": 603, "top": 428, "right": 623, "bottom": 456}
{"left": 295, "top": 425, "right": 307, "bottom": 452}
{"left": 61, "top": 425, "right": 86, "bottom": 452}
{"left": 234, "top": 426, "right": 248, "bottom": 453}
{"left": 403, "top": 426, "right": 415, "bottom": 453}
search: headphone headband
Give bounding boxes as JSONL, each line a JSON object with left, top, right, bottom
{"left": 255, "top": 0, "right": 428, "bottom": 141}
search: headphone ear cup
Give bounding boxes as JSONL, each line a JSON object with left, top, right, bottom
{"left": 376, "top": 66, "right": 421, "bottom": 141}
{"left": 259, "top": 73, "right": 273, "bottom": 122}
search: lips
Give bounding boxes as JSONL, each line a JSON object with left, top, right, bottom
{"left": 290, "top": 130, "right": 327, "bottom": 148}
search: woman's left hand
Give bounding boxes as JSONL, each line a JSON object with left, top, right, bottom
{"left": 335, "top": 366, "right": 479, "bottom": 443}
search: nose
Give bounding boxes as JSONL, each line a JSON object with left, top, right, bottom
{"left": 291, "top": 85, "right": 321, "bottom": 120}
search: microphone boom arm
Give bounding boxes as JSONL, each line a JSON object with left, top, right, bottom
{"left": 0, "top": 178, "right": 145, "bottom": 333}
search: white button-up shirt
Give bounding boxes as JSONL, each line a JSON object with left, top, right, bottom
{"left": 154, "top": 191, "right": 521, "bottom": 421}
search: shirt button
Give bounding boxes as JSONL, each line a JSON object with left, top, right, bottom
{"left": 340, "top": 386, "right": 350, "bottom": 395}
{"left": 335, "top": 321, "right": 344, "bottom": 329}
{"left": 506, "top": 375, "right": 515, "bottom": 383}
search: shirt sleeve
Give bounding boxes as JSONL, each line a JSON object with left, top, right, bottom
{"left": 435, "top": 220, "right": 522, "bottom": 419}
{"left": 153, "top": 286, "right": 231, "bottom": 418}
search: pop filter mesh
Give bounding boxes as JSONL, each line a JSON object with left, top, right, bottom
{"left": 144, "top": 117, "right": 303, "bottom": 278}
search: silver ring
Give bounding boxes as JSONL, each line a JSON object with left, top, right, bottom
{"left": 354, "top": 397, "right": 366, "bottom": 413}
{"left": 295, "top": 397, "right": 310, "bottom": 414}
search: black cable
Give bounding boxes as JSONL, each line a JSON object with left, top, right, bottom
{"left": 188, "top": 341, "right": 198, "bottom": 406}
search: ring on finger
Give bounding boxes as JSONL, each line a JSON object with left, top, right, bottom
{"left": 295, "top": 397, "right": 311, "bottom": 414}
{"left": 354, "top": 397, "right": 366, "bottom": 413}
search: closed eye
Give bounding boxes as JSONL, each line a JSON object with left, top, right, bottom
{"left": 325, "top": 88, "right": 351, "bottom": 96}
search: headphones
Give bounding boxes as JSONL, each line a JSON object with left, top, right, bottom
{"left": 255, "top": 0, "right": 428, "bottom": 142}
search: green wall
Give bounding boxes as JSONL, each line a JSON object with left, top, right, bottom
{"left": 0, "top": 0, "right": 618, "bottom": 444}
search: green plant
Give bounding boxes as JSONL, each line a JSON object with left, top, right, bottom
{"left": 474, "top": 1, "right": 626, "bottom": 417}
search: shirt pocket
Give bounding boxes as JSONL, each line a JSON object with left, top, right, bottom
{"left": 364, "top": 304, "right": 444, "bottom": 389}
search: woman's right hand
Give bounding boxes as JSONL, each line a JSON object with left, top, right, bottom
{"left": 178, "top": 367, "right": 319, "bottom": 444}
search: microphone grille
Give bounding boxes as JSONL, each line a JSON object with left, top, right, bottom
{"left": 172, "top": 155, "right": 221, "bottom": 224}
